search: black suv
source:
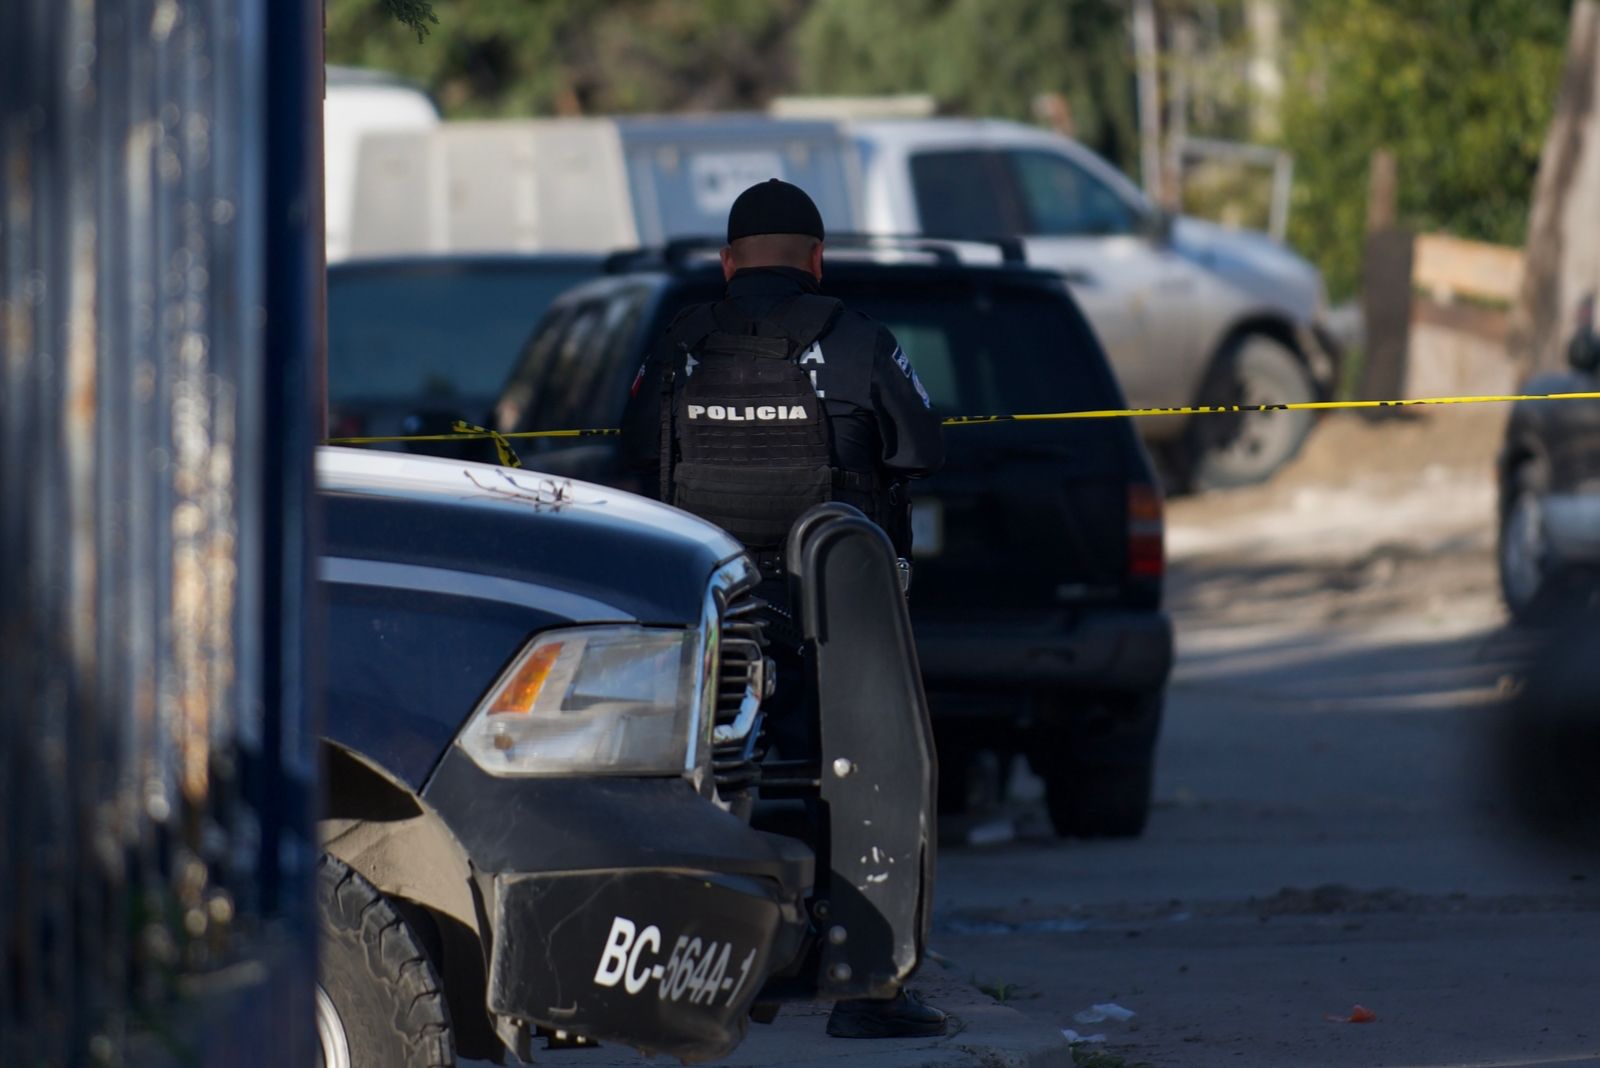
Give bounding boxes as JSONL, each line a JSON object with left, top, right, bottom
{"left": 492, "top": 239, "right": 1174, "bottom": 837}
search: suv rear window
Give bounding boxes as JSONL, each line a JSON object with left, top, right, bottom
{"left": 328, "top": 263, "right": 596, "bottom": 403}
{"left": 845, "top": 284, "right": 1121, "bottom": 417}
{"left": 497, "top": 286, "right": 655, "bottom": 432}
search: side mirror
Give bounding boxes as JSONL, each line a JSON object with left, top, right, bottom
{"left": 1143, "top": 207, "right": 1175, "bottom": 247}
{"left": 1569, "top": 294, "right": 1599, "bottom": 374}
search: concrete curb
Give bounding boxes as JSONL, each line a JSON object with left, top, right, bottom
{"left": 534, "top": 972, "right": 1072, "bottom": 1068}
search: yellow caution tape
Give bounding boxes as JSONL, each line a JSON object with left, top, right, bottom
{"left": 941, "top": 391, "right": 1600, "bottom": 424}
{"left": 452, "top": 420, "right": 525, "bottom": 467}
{"left": 325, "top": 391, "right": 1600, "bottom": 455}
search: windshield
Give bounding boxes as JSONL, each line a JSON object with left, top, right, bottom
{"left": 845, "top": 284, "right": 1121, "bottom": 416}
{"left": 328, "top": 263, "right": 599, "bottom": 404}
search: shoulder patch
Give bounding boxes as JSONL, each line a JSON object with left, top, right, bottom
{"left": 891, "top": 345, "right": 933, "bottom": 408}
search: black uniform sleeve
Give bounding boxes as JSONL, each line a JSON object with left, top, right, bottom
{"left": 620, "top": 306, "right": 706, "bottom": 482}
{"left": 869, "top": 325, "right": 945, "bottom": 478}
{"left": 619, "top": 345, "right": 671, "bottom": 479}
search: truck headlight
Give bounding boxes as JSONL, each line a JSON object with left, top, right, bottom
{"left": 456, "top": 626, "right": 699, "bottom": 776}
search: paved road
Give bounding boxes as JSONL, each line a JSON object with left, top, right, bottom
{"left": 931, "top": 460, "right": 1600, "bottom": 1067}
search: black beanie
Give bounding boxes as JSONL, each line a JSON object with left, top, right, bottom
{"left": 725, "top": 179, "right": 826, "bottom": 243}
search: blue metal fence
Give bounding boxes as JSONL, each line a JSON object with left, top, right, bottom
{"left": 0, "top": 1, "right": 321, "bottom": 1063}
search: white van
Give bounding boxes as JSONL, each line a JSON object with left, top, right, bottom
{"left": 324, "top": 66, "right": 439, "bottom": 263}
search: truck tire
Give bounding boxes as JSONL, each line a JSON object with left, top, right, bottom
{"left": 317, "top": 854, "right": 455, "bottom": 1068}
{"left": 1185, "top": 334, "right": 1316, "bottom": 492}
{"left": 1043, "top": 761, "right": 1153, "bottom": 839}
{"left": 1498, "top": 459, "right": 1559, "bottom": 623}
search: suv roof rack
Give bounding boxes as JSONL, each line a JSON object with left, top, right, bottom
{"left": 603, "top": 233, "right": 1028, "bottom": 274}
{"left": 601, "top": 238, "right": 724, "bottom": 274}
{"left": 824, "top": 232, "right": 1028, "bottom": 265}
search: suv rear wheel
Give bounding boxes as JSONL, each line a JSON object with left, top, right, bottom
{"left": 1044, "top": 761, "right": 1153, "bottom": 839}
{"left": 1184, "top": 334, "right": 1316, "bottom": 492}
{"left": 317, "top": 854, "right": 454, "bottom": 1068}
{"left": 1034, "top": 691, "right": 1162, "bottom": 839}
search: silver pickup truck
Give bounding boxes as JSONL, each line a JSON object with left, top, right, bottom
{"left": 341, "top": 112, "right": 1334, "bottom": 488}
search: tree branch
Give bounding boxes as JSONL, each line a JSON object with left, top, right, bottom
{"left": 378, "top": 0, "right": 438, "bottom": 42}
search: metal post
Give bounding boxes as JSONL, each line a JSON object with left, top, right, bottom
{"left": 0, "top": 1, "right": 321, "bottom": 1064}
{"left": 1132, "top": 0, "right": 1163, "bottom": 200}
{"left": 1165, "top": 16, "right": 1195, "bottom": 212}
{"left": 1269, "top": 152, "right": 1294, "bottom": 242}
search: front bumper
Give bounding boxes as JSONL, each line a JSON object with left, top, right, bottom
{"left": 488, "top": 868, "right": 804, "bottom": 1061}
{"left": 422, "top": 752, "right": 813, "bottom": 1062}
{"left": 913, "top": 608, "right": 1173, "bottom": 695}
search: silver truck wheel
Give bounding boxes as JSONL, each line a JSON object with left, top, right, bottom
{"left": 1186, "top": 335, "right": 1317, "bottom": 491}
{"left": 1499, "top": 485, "right": 1550, "bottom": 621}
{"left": 316, "top": 983, "right": 353, "bottom": 1068}
{"left": 317, "top": 854, "right": 455, "bottom": 1068}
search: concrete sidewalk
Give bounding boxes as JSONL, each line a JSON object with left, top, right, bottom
{"left": 534, "top": 972, "right": 1072, "bottom": 1068}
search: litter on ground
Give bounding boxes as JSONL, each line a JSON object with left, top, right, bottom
{"left": 1073, "top": 1003, "right": 1137, "bottom": 1024}
{"left": 1325, "top": 1004, "right": 1378, "bottom": 1024}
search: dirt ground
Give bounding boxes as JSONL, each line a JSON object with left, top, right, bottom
{"left": 933, "top": 408, "right": 1600, "bottom": 1068}
{"left": 1164, "top": 409, "right": 1511, "bottom": 663}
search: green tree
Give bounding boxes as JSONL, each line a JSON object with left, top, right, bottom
{"left": 378, "top": 0, "right": 437, "bottom": 40}
{"left": 794, "top": 0, "right": 1138, "bottom": 170}
{"left": 1280, "top": 0, "right": 1571, "bottom": 299}
{"left": 344, "top": 0, "right": 1138, "bottom": 170}
{"left": 330, "top": 0, "right": 807, "bottom": 116}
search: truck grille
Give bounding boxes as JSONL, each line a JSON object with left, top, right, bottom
{"left": 711, "top": 593, "right": 768, "bottom": 795}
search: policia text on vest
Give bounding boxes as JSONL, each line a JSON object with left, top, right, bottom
{"left": 686, "top": 403, "right": 812, "bottom": 423}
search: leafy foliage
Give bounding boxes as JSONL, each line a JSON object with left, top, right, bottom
{"left": 1280, "top": 0, "right": 1571, "bottom": 299}
{"left": 339, "top": 0, "right": 1137, "bottom": 167}
{"left": 378, "top": 0, "right": 437, "bottom": 42}
{"left": 337, "top": 0, "right": 807, "bottom": 116}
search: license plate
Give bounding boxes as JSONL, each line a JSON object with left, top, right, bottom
{"left": 593, "top": 916, "right": 759, "bottom": 1007}
{"left": 910, "top": 499, "right": 943, "bottom": 559}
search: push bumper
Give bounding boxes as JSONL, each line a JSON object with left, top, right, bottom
{"left": 914, "top": 608, "right": 1173, "bottom": 694}
{"left": 422, "top": 753, "right": 813, "bottom": 1062}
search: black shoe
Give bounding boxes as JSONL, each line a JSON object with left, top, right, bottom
{"left": 826, "top": 990, "right": 948, "bottom": 1038}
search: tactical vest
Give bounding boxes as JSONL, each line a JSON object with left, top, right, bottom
{"left": 660, "top": 295, "right": 850, "bottom": 551}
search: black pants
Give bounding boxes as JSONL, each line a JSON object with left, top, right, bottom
{"left": 754, "top": 575, "right": 819, "bottom": 762}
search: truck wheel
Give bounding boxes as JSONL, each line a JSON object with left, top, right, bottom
{"left": 317, "top": 854, "right": 455, "bottom": 1068}
{"left": 1499, "top": 460, "right": 1556, "bottom": 623}
{"left": 1043, "top": 761, "right": 1153, "bottom": 839}
{"left": 1186, "top": 334, "right": 1316, "bottom": 491}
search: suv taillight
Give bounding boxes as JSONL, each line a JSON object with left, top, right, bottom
{"left": 1128, "top": 484, "right": 1164, "bottom": 580}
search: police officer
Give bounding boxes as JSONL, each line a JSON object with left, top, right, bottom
{"left": 620, "top": 178, "right": 943, "bottom": 562}
{"left": 620, "top": 179, "right": 947, "bottom": 1039}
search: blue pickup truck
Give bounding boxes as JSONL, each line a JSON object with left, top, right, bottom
{"left": 313, "top": 447, "right": 934, "bottom": 1066}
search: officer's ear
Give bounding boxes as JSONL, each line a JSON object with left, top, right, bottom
{"left": 721, "top": 245, "right": 737, "bottom": 282}
{"left": 811, "top": 240, "right": 824, "bottom": 281}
